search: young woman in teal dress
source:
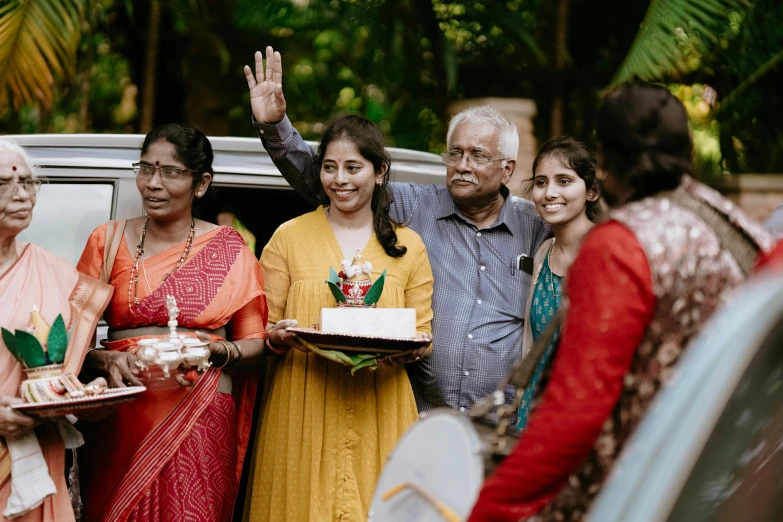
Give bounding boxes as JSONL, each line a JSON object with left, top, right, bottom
{"left": 517, "top": 137, "right": 601, "bottom": 429}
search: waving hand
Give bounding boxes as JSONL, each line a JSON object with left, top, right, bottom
{"left": 245, "top": 46, "right": 287, "bottom": 124}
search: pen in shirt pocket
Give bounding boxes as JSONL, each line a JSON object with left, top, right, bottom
{"left": 513, "top": 254, "right": 534, "bottom": 276}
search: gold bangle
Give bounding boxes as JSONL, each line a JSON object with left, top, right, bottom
{"left": 221, "top": 339, "right": 241, "bottom": 369}
{"left": 265, "top": 336, "right": 289, "bottom": 355}
{"left": 232, "top": 341, "right": 243, "bottom": 364}
{"left": 215, "top": 340, "right": 232, "bottom": 369}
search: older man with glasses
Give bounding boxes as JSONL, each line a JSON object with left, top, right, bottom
{"left": 245, "top": 47, "right": 550, "bottom": 418}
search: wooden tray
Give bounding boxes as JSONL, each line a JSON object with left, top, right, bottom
{"left": 11, "top": 386, "right": 147, "bottom": 417}
{"left": 287, "top": 327, "right": 430, "bottom": 354}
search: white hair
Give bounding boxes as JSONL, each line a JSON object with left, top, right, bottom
{"left": 0, "top": 138, "right": 38, "bottom": 178}
{"left": 446, "top": 105, "right": 519, "bottom": 160}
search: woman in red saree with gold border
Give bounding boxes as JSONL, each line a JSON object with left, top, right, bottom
{"left": 75, "top": 124, "right": 267, "bottom": 522}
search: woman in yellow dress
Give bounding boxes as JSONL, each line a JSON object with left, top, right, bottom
{"left": 245, "top": 115, "right": 434, "bottom": 522}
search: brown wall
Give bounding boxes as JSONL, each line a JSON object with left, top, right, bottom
{"left": 716, "top": 174, "right": 783, "bottom": 223}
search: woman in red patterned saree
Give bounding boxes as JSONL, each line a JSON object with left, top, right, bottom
{"left": 76, "top": 124, "right": 267, "bottom": 522}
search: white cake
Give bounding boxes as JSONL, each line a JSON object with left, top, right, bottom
{"left": 319, "top": 308, "right": 416, "bottom": 338}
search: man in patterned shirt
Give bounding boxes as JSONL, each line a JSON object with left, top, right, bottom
{"left": 245, "top": 47, "right": 549, "bottom": 418}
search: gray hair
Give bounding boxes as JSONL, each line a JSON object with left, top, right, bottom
{"left": 0, "top": 138, "right": 38, "bottom": 178}
{"left": 446, "top": 105, "right": 519, "bottom": 160}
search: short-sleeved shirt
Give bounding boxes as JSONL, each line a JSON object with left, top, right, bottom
{"left": 255, "top": 115, "right": 550, "bottom": 415}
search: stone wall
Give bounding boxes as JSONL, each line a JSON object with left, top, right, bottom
{"left": 447, "top": 97, "right": 537, "bottom": 198}
{"left": 715, "top": 174, "right": 783, "bottom": 223}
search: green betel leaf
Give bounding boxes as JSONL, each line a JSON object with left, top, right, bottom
{"left": 326, "top": 280, "right": 347, "bottom": 303}
{"left": 1, "top": 328, "right": 23, "bottom": 365}
{"left": 363, "top": 269, "right": 386, "bottom": 305}
{"left": 47, "top": 314, "right": 68, "bottom": 364}
{"left": 14, "top": 330, "right": 46, "bottom": 368}
{"left": 328, "top": 266, "right": 341, "bottom": 284}
{"left": 350, "top": 357, "right": 380, "bottom": 375}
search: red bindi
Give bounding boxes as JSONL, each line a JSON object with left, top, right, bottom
{"left": 12, "top": 166, "right": 16, "bottom": 171}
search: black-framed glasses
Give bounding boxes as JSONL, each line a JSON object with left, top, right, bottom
{"left": 0, "top": 178, "right": 42, "bottom": 197}
{"left": 440, "top": 150, "right": 507, "bottom": 167}
{"left": 132, "top": 162, "right": 192, "bottom": 181}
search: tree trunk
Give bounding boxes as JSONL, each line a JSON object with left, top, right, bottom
{"left": 550, "top": 0, "right": 569, "bottom": 137}
{"left": 184, "top": 0, "right": 234, "bottom": 136}
{"left": 140, "top": 0, "right": 161, "bottom": 133}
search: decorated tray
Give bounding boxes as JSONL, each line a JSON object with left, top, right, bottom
{"left": 287, "top": 327, "right": 430, "bottom": 354}
{"left": 10, "top": 386, "right": 147, "bottom": 418}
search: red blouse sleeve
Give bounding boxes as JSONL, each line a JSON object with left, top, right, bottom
{"left": 468, "top": 221, "right": 656, "bottom": 522}
{"left": 754, "top": 241, "right": 783, "bottom": 272}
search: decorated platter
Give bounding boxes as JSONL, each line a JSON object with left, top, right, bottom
{"left": 287, "top": 327, "right": 430, "bottom": 354}
{"left": 10, "top": 385, "right": 147, "bottom": 418}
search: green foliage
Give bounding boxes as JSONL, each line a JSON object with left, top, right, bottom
{"left": 611, "top": 0, "right": 745, "bottom": 86}
{"left": 2, "top": 0, "right": 780, "bottom": 176}
{"left": 234, "top": 0, "right": 540, "bottom": 152}
{"left": 0, "top": 0, "right": 81, "bottom": 112}
{"left": 612, "top": 0, "right": 783, "bottom": 173}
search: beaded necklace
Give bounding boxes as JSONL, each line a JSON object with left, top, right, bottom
{"left": 128, "top": 217, "right": 196, "bottom": 309}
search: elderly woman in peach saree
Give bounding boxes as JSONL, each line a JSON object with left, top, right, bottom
{"left": 0, "top": 139, "right": 113, "bottom": 521}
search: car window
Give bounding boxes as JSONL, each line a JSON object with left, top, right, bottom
{"left": 667, "top": 320, "right": 783, "bottom": 522}
{"left": 18, "top": 182, "right": 114, "bottom": 267}
{"left": 198, "top": 185, "right": 312, "bottom": 257}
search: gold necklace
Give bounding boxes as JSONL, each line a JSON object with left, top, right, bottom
{"left": 128, "top": 217, "right": 196, "bottom": 309}
{"left": 547, "top": 238, "right": 563, "bottom": 298}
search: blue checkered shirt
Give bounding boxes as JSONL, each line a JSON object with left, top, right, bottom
{"left": 255, "top": 116, "right": 550, "bottom": 417}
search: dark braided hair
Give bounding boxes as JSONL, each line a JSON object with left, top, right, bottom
{"left": 317, "top": 116, "right": 406, "bottom": 258}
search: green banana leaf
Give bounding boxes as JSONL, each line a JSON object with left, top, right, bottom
{"left": 14, "top": 330, "right": 46, "bottom": 367}
{"left": 364, "top": 269, "right": 386, "bottom": 305}
{"left": 350, "top": 358, "right": 381, "bottom": 375}
{"left": 1, "top": 328, "right": 24, "bottom": 366}
{"left": 326, "top": 280, "right": 347, "bottom": 303}
{"left": 328, "top": 266, "right": 340, "bottom": 284}
{"left": 47, "top": 314, "right": 68, "bottom": 363}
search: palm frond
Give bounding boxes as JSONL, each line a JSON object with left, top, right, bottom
{"left": 0, "top": 0, "right": 81, "bottom": 111}
{"left": 610, "top": 0, "right": 746, "bottom": 87}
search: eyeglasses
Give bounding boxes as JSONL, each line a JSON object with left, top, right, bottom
{"left": 132, "top": 162, "right": 192, "bottom": 181}
{"left": 440, "top": 151, "right": 507, "bottom": 167}
{"left": 0, "top": 178, "right": 42, "bottom": 198}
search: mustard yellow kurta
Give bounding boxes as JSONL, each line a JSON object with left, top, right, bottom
{"left": 246, "top": 207, "right": 434, "bottom": 522}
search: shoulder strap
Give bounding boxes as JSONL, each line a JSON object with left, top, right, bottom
{"left": 100, "top": 219, "right": 127, "bottom": 283}
{"left": 469, "top": 307, "right": 564, "bottom": 420}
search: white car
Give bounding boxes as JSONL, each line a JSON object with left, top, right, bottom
{"left": 10, "top": 133, "right": 445, "bottom": 342}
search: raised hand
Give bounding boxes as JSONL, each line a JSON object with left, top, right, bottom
{"left": 244, "top": 46, "right": 286, "bottom": 124}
